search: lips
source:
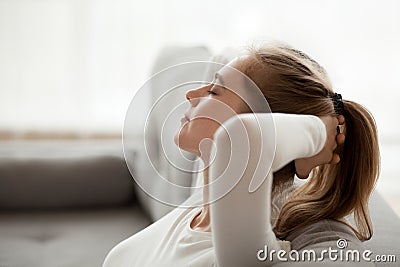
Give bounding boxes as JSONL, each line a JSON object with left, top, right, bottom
{"left": 180, "top": 112, "right": 191, "bottom": 124}
{"left": 180, "top": 117, "right": 188, "bottom": 124}
{"left": 184, "top": 113, "right": 191, "bottom": 121}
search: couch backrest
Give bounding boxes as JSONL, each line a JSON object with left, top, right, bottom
{"left": 0, "top": 140, "right": 135, "bottom": 210}
{"left": 130, "top": 45, "right": 242, "bottom": 221}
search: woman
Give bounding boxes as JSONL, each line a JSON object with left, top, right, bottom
{"left": 103, "top": 44, "right": 379, "bottom": 266}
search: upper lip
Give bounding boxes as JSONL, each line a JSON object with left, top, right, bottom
{"left": 184, "top": 112, "right": 191, "bottom": 121}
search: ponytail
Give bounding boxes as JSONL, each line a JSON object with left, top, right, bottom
{"left": 274, "top": 100, "right": 380, "bottom": 241}
{"left": 335, "top": 100, "right": 380, "bottom": 240}
{"left": 245, "top": 43, "right": 380, "bottom": 241}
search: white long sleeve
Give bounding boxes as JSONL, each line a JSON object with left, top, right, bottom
{"left": 102, "top": 113, "right": 327, "bottom": 267}
{"left": 209, "top": 113, "right": 327, "bottom": 267}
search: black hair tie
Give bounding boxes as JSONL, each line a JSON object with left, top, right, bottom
{"left": 330, "top": 93, "right": 344, "bottom": 115}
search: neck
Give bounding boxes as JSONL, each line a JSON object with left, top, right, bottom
{"left": 190, "top": 167, "right": 211, "bottom": 232}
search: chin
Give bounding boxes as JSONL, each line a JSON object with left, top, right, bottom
{"left": 174, "top": 132, "right": 199, "bottom": 156}
{"left": 174, "top": 132, "right": 187, "bottom": 150}
{"left": 173, "top": 132, "right": 180, "bottom": 147}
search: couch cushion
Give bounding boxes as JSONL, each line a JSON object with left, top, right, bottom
{"left": 0, "top": 205, "right": 151, "bottom": 267}
{"left": 0, "top": 140, "right": 136, "bottom": 210}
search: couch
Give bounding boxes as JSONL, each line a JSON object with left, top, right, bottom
{"left": 0, "top": 46, "right": 399, "bottom": 267}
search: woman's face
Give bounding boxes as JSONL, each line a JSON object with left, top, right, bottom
{"left": 174, "top": 58, "right": 250, "bottom": 158}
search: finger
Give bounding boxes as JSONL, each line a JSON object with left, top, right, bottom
{"left": 334, "top": 116, "right": 339, "bottom": 126}
{"left": 330, "top": 153, "right": 340, "bottom": 164}
{"left": 338, "top": 115, "right": 345, "bottom": 125}
{"left": 336, "top": 133, "right": 345, "bottom": 145}
{"left": 333, "top": 117, "right": 339, "bottom": 133}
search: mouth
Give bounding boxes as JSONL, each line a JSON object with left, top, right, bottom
{"left": 180, "top": 116, "right": 188, "bottom": 123}
{"left": 184, "top": 113, "right": 191, "bottom": 121}
{"left": 181, "top": 113, "right": 190, "bottom": 124}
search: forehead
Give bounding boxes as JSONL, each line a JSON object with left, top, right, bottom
{"left": 215, "top": 57, "right": 248, "bottom": 93}
{"left": 215, "top": 56, "right": 270, "bottom": 113}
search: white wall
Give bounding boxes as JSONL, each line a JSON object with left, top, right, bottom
{"left": 0, "top": 0, "right": 399, "bottom": 204}
{"left": 1, "top": 0, "right": 399, "bottom": 135}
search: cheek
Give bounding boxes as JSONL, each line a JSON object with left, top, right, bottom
{"left": 189, "top": 118, "right": 221, "bottom": 140}
{"left": 174, "top": 118, "right": 220, "bottom": 154}
{"left": 175, "top": 98, "right": 243, "bottom": 153}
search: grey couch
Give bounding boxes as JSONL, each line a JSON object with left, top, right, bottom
{"left": 0, "top": 140, "right": 399, "bottom": 267}
{"left": 0, "top": 140, "right": 152, "bottom": 267}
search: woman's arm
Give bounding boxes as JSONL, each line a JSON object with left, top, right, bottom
{"left": 209, "top": 113, "right": 328, "bottom": 267}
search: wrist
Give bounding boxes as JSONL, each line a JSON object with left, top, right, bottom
{"left": 294, "top": 158, "right": 312, "bottom": 179}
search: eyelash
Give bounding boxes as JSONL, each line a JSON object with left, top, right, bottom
{"left": 207, "top": 90, "right": 217, "bottom": 95}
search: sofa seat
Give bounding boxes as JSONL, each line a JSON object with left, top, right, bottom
{"left": 0, "top": 204, "right": 151, "bottom": 267}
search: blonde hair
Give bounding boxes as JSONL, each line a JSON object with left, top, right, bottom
{"left": 243, "top": 44, "right": 380, "bottom": 241}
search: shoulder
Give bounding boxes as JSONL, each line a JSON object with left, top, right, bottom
{"left": 103, "top": 192, "right": 203, "bottom": 264}
{"left": 287, "top": 219, "right": 364, "bottom": 251}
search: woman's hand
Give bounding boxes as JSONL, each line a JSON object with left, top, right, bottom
{"left": 294, "top": 115, "right": 345, "bottom": 179}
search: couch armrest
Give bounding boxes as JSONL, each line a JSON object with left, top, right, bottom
{"left": 364, "top": 190, "right": 400, "bottom": 266}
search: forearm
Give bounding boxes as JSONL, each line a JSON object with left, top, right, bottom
{"left": 209, "top": 113, "right": 327, "bottom": 267}
{"left": 270, "top": 113, "right": 327, "bottom": 172}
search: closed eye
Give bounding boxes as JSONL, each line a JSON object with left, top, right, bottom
{"left": 207, "top": 90, "right": 217, "bottom": 95}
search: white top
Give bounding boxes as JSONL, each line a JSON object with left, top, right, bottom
{"left": 102, "top": 113, "right": 327, "bottom": 267}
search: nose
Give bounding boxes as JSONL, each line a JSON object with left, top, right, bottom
{"left": 186, "top": 85, "right": 208, "bottom": 106}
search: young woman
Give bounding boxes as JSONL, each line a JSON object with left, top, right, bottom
{"left": 103, "top": 44, "right": 379, "bottom": 266}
